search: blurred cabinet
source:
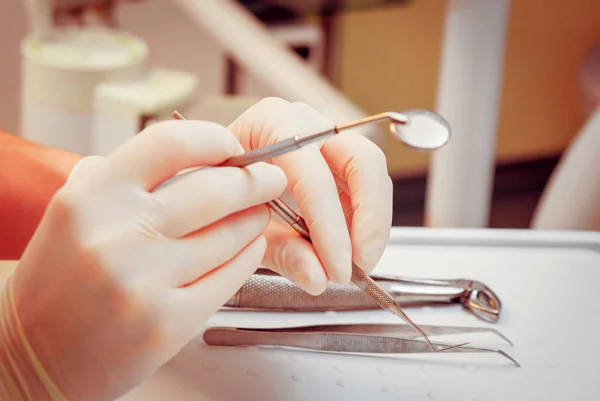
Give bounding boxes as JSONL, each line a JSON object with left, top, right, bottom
{"left": 228, "top": 0, "right": 410, "bottom": 95}
{"left": 332, "top": 0, "right": 600, "bottom": 177}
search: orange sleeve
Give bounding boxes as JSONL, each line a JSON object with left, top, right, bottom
{"left": 0, "top": 130, "right": 83, "bottom": 260}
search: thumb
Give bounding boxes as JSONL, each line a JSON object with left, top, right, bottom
{"left": 66, "top": 156, "right": 106, "bottom": 182}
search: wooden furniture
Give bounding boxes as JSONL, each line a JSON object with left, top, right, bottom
{"left": 226, "top": 0, "right": 411, "bottom": 93}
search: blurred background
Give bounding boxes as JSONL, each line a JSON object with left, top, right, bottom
{"left": 2, "top": 0, "right": 600, "bottom": 229}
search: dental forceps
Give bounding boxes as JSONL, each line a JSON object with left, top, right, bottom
{"left": 165, "top": 109, "right": 457, "bottom": 353}
{"left": 202, "top": 324, "right": 520, "bottom": 367}
{"left": 225, "top": 268, "right": 502, "bottom": 323}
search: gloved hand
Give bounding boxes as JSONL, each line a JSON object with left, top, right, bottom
{"left": 0, "top": 119, "right": 286, "bottom": 401}
{"left": 228, "top": 98, "right": 393, "bottom": 295}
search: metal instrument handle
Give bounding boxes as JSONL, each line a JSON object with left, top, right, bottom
{"left": 202, "top": 327, "right": 519, "bottom": 366}
{"left": 225, "top": 270, "right": 467, "bottom": 311}
{"left": 237, "top": 323, "right": 513, "bottom": 345}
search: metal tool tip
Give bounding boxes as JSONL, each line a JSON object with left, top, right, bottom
{"left": 498, "top": 349, "right": 521, "bottom": 367}
{"left": 494, "top": 331, "right": 514, "bottom": 346}
{"left": 387, "top": 112, "right": 409, "bottom": 124}
{"left": 435, "top": 342, "right": 470, "bottom": 352}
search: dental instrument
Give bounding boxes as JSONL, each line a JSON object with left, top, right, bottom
{"left": 224, "top": 268, "right": 502, "bottom": 323}
{"left": 167, "top": 110, "right": 458, "bottom": 353}
{"left": 168, "top": 108, "right": 449, "bottom": 173}
{"left": 202, "top": 324, "right": 520, "bottom": 367}
{"left": 218, "top": 322, "right": 514, "bottom": 346}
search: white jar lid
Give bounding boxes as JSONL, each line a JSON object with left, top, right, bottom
{"left": 22, "top": 26, "right": 148, "bottom": 71}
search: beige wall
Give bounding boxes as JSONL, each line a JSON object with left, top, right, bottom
{"left": 336, "top": 0, "right": 600, "bottom": 176}
{"left": 2, "top": 1, "right": 600, "bottom": 179}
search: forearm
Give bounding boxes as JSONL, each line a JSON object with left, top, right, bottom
{"left": 0, "top": 131, "right": 82, "bottom": 260}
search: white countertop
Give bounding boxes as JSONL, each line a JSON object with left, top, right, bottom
{"left": 4, "top": 227, "right": 600, "bottom": 401}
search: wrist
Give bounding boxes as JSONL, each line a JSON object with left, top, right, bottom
{"left": 0, "top": 276, "right": 67, "bottom": 401}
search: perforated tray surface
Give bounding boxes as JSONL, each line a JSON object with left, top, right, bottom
{"left": 118, "top": 227, "right": 600, "bottom": 401}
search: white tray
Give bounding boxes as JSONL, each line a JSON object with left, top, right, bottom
{"left": 118, "top": 227, "right": 600, "bottom": 401}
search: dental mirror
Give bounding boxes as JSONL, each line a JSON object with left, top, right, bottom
{"left": 390, "top": 109, "right": 451, "bottom": 150}
{"left": 159, "top": 108, "right": 453, "bottom": 190}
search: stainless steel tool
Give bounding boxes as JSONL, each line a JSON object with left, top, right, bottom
{"left": 166, "top": 110, "right": 459, "bottom": 353}
{"left": 211, "top": 323, "right": 514, "bottom": 346}
{"left": 224, "top": 268, "right": 502, "bottom": 323}
{"left": 160, "top": 109, "right": 450, "bottom": 187}
{"left": 202, "top": 324, "right": 520, "bottom": 367}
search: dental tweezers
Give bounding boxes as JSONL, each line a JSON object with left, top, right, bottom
{"left": 167, "top": 110, "right": 458, "bottom": 352}
{"left": 202, "top": 324, "right": 520, "bottom": 367}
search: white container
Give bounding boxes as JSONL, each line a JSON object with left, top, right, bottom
{"left": 20, "top": 27, "right": 148, "bottom": 154}
{"left": 91, "top": 67, "right": 198, "bottom": 156}
{"left": 20, "top": 26, "right": 198, "bottom": 156}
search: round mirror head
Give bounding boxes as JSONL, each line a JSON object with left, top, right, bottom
{"left": 390, "top": 109, "right": 451, "bottom": 151}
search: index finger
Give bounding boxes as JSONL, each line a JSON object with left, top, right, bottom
{"left": 228, "top": 99, "right": 353, "bottom": 285}
{"left": 106, "top": 120, "right": 243, "bottom": 190}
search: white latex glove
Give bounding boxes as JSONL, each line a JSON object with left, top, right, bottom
{"left": 0, "top": 119, "right": 286, "bottom": 401}
{"left": 229, "top": 98, "right": 393, "bottom": 295}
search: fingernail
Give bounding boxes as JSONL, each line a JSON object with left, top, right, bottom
{"left": 333, "top": 272, "right": 350, "bottom": 286}
{"left": 355, "top": 237, "right": 386, "bottom": 272}
{"left": 304, "top": 277, "right": 328, "bottom": 296}
{"left": 331, "top": 252, "right": 352, "bottom": 286}
{"left": 300, "top": 264, "right": 329, "bottom": 295}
